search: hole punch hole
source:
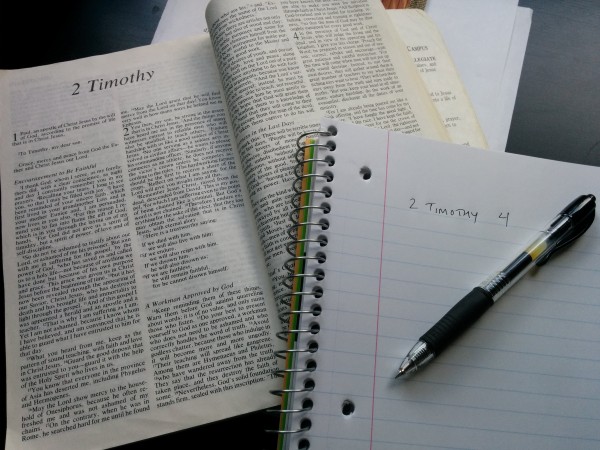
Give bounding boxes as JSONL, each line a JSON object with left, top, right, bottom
{"left": 305, "top": 360, "right": 317, "bottom": 372}
{"left": 341, "top": 400, "right": 355, "bottom": 416}
{"left": 314, "top": 268, "right": 325, "bottom": 281}
{"left": 298, "top": 438, "right": 310, "bottom": 450}
{"left": 327, "top": 125, "right": 338, "bottom": 136}
{"left": 360, "top": 166, "right": 372, "bottom": 180}
{"left": 304, "top": 379, "right": 315, "bottom": 391}
{"left": 311, "top": 304, "right": 322, "bottom": 316}
{"left": 300, "top": 418, "right": 312, "bottom": 431}
{"left": 309, "top": 322, "right": 320, "bottom": 334}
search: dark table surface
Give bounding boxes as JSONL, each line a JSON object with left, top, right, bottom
{"left": 2, "top": 1, "right": 599, "bottom": 449}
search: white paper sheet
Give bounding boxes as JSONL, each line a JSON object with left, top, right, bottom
{"left": 152, "top": 0, "right": 210, "bottom": 43}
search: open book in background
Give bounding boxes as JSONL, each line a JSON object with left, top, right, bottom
{"left": 278, "top": 118, "right": 600, "bottom": 449}
{"left": 152, "top": 0, "right": 430, "bottom": 43}
{"left": 152, "top": 0, "right": 532, "bottom": 151}
{"left": 1, "top": 0, "right": 482, "bottom": 448}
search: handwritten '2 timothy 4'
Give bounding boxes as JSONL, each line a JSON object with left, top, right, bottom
{"left": 409, "top": 198, "right": 511, "bottom": 227}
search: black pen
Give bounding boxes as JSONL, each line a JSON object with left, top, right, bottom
{"left": 396, "top": 194, "right": 596, "bottom": 379}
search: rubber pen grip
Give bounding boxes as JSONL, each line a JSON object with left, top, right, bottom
{"left": 420, "top": 287, "right": 494, "bottom": 355}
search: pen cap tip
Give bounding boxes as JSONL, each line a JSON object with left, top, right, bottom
{"left": 536, "top": 194, "right": 596, "bottom": 267}
{"left": 561, "top": 194, "right": 596, "bottom": 222}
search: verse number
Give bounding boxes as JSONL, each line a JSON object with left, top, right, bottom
{"left": 72, "top": 83, "right": 80, "bottom": 96}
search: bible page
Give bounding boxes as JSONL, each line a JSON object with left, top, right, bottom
{"left": 1, "top": 35, "right": 280, "bottom": 450}
{"left": 204, "top": 0, "right": 449, "bottom": 314}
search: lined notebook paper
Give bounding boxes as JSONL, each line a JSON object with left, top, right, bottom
{"left": 279, "top": 118, "right": 600, "bottom": 449}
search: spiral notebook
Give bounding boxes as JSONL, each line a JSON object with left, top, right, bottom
{"left": 273, "top": 118, "right": 600, "bottom": 449}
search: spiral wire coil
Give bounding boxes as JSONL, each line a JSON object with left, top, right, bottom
{"left": 266, "top": 127, "right": 337, "bottom": 445}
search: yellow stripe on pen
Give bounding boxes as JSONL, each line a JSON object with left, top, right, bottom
{"left": 525, "top": 239, "right": 548, "bottom": 260}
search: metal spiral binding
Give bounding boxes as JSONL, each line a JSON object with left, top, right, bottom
{"left": 266, "top": 127, "right": 337, "bottom": 441}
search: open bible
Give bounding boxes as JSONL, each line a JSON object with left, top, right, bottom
{"left": 0, "top": 1, "right": 484, "bottom": 448}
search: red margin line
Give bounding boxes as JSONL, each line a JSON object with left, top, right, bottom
{"left": 370, "top": 130, "right": 391, "bottom": 448}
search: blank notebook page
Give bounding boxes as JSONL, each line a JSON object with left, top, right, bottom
{"left": 286, "top": 118, "right": 600, "bottom": 449}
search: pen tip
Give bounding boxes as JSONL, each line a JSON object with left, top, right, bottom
{"left": 395, "top": 355, "right": 419, "bottom": 379}
{"left": 395, "top": 363, "right": 410, "bottom": 379}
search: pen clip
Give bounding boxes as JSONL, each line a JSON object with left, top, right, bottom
{"left": 536, "top": 207, "right": 595, "bottom": 266}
